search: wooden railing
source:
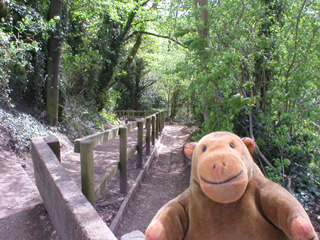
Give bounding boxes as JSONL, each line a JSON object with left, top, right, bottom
{"left": 114, "top": 110, "right": 158, "bottom": 118}
{"left": 114, "top": 110, "right": 159, "bottom": 123}
{"left": 74, "top": 110, "right": 165, "bottom": 207}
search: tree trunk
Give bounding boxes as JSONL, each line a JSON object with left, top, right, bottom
{"left": 46, "top": 0, "right": 63, "bottom": 126}
{"left": 0, "top": 0, "right": 8, "bottom": 19}
{"left": 193, "top": 0, "right": 210, "bottom": 121}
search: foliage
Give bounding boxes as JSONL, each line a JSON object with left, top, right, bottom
{"left": 139, "top": 29, "right": 195, "bottom": 122}
{"left": 62, "top": 0, "right": 162, "bottom": 111}
{"left": 166, "top": 0, "right": 320, "bottom": 202}
{"left": 115, "top": 58, "right": 157, "bottom": 110}
{"left": 291, "top": 163, "right": 320, "bottom": 211}
{"left": 59, "top": 96, "right": 120, "bottom": 140}
{"left": 0, "top": 1, "right": 53, "bottom": 108}
{"left": 1, "top": 0, "right": 168, "bottom": 138}
{"left": 62, "top": 44, "right": 103, "bottom": 99}
{"left": 0, "top": 108, "right": 52, "bottom": 153}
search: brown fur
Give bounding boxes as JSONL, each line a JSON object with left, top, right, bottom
{"left": 145, "top": 132, "right": 318, "bottom": 240}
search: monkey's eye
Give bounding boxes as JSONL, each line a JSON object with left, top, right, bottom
{"left": 202, "top": 146, "right": 207, "bottom": 152}
{"left": 229, "top": 143, "right": 235, "bottom": 149}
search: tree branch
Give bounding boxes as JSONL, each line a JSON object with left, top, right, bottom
{"left": 258, "top": 150, "right": 275, "bottom": 170}
{"left": 284, "top": 0, "right": 308, "bottom": 80}
{"left": 247, "top": 109, "right": 275, "bottom": 171}
{"left": 139, "top": 80, "right": 157, "bottom": 93}
{"left": 126, "top": 31, "right": 185, "bottom": 47}
{"left": 140, "top": 0, "right": 150, "bottom": 7}
{"left": 123, "top": 33, "right": 143, "bottom": 72}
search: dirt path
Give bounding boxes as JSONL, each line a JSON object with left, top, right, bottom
{"left": 114, "top": 125, "right": 192, "bottom": 237}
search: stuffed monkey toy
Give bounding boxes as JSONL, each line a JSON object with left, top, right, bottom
{"left": 145, "top": 131, "right": 318, "bottom": 240}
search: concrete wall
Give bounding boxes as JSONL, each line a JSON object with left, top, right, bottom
{"left": 31, "top": 137, "right": 117, "bottom": 240}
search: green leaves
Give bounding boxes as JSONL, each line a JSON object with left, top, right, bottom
{"left": 173, "top": 26, "right": 196, "bottom": 38}
{"left": 228, "top": 93, "right": 257, "bottom": 112}
{"left": 185, "top": 37, "right": 207, "bottom": 50}
{"left": 243, "top": 81, "right": 255, "bottom": 89}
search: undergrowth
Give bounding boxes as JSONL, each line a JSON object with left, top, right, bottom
{"left": 0, "top": 108, "right": 52, "bottom": 153}
{"left": 0, "top": 101, "right": 119, "bottom": 153}
{"left": 58, "top": 98, "right": 119, "bottom": 141}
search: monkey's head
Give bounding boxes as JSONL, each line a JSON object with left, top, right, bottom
{"left": 184, "top": 132, "right": 256, "bottom": 204}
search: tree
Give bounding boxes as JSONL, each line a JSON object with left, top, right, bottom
{"left": 92, "top": 1, "right": 153, "bottom": 111}
{"left": 115, "top": 58, "right": 156, "bottom": 110}
{"left": 61, "top": 0, "right": 165, "bottom": 112}
{"left": 193, "top": 0, "right": 210, "bottom": 121}
{"left": 46, "top": 0, "right": 63, "bottom": 126}
{"left": 0, "top": 0, "right": 7, "bottom": 19}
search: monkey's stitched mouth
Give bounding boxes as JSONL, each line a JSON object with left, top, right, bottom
{"left": 201, "top": 170, "right": 243, "bottom": 185}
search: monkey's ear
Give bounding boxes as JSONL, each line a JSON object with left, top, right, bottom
{"left": 241, "top": 137, "right": 256, "bottom": 155}
{"left": 184, "top": 142, "right": 197, "bottom": 160}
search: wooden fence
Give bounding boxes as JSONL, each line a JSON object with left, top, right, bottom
{"left": 114, "top": 110, "right": 158, "bottom": 118}
{"left": 114, "top": 110, "right": 158, "bottom": 123}
{"left": 74, "top": 110, "right": 165, "bottom": 207}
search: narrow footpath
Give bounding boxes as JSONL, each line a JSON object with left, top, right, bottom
{"left": 115, "top": 125, "right": 193, "bottom": 237}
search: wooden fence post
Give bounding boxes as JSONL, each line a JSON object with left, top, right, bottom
{"left": 146, "top": 118, "right": 151, "bottom": 155}
{"left": 161, "top": 111, "right": 165, "bottom": 131}
{"left": 80, "top": 139, "right": 96, "bottom": 207}
{"left": 156, "top": 113, "right": 160, "bottom": 139}
{"left": 137, "top": 120, "right": 143, "bottom": 168}
{"left": 151, "top": 116, "right": 155, "bottom": 145}
{"left": 119, "top": 127, "right": 128, "bottom": 194}
{"left": 159, "top": 111, "right": 163, "bottom": 132}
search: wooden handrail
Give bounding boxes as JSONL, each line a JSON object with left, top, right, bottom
{"left": 114, "top": 110, "right": 158, "bottom": 117}
{"left": 74, "top": 127, "right": 119, "bottom": 153}
{"left": 74, "top": 110, "right": 165, "bottom": 207}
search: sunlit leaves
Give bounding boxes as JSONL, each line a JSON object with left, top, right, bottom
{"left": 228, "top": 93, "right": 257, "bottom": 112}
{"left": 173, "top": 26, "right": 196, "bottom": 38}
{"left": 162, "top": 1, "right": 320, "bottom": 199}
